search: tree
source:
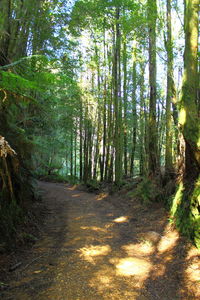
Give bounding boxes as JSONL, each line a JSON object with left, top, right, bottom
{"left": 179, "top": 0, "right": 199, "bottom": 179}
{"left": 147, "top": 0, "right": 159, "bottom": 176}
{"left": 165, "top": 0, "right": 176, "bottom": 173}
{"left": 171, "top": 0, "right": 199, "bottom": 248}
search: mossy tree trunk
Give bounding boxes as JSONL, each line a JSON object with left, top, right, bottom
{"left": 172, "top": 0, "right": 200, "bottom": 248}
{"left": 180, "top": 0, "right": 199, "bottom": 179}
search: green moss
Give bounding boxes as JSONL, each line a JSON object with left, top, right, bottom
{"left": 170, "top": 182, "right": 184, "bottom": 216}
{"left": 169, "top": 176, "right": 200, "bottom": 249}
{"left": 190, "top": 176, "right": 200, "bottom": 248}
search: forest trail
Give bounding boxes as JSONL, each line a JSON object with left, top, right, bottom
{"left": 1, "top": 181, "right": 200, "bottom": 300}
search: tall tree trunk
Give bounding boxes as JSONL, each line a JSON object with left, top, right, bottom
{"left": 105, "top": 36, "right": 114, "bottom": 182}
{"left": 93, "top": 63, "right": 101, "bottom": 180}
{"left": 123, "top": 39, "right": 128, "bottom": 177}
{"left": 79, "top": 102, "right": 83, "bottom": 180}
{"left": 130, "top": 55, "right": 137, "bottom": 176}
{"left": 74, "top": 120, "right": 77, "bottom": 177}
{"left": 148, "top": 0, "right": 159, "bottom": 176}
{"left": 180, "top": 0, "right": 199, "bottom": 179}
{"left": 165, "top": 0, "right": 175, "bottom": 173}
{"left": 171, "top": 0, "right": 199, "bottom": 248}
{"left": 83, "top": 121, "right": 88, "bottom": 183}
{"left": 139, "top": 64, "right": 145, "bottom": 176}
{"left": 102, "top": 27, "right": 107, "bottom": 181}
{"left": 70, "top": 129, "right": 73, "bottom": 177}
{"left": 114, "top": 6, "right": 122, "bottom": 185}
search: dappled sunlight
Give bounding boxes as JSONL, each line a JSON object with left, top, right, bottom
{"left": 184, "top": 269, "right": 200, "bottom": 298}
{"left": 183, "top": 247, "right": 200, "bottom": 297}
{"left": 89, "top": 264, "right": 141, "bottom": 299}
{"left": 104, "top": 223, "right": 114, "bottom": 229}
{"left": 157, "top": 231, "right": 179, "bottom": 253}
{"left": 151, "top": 264, "right": 166, "bottom": 278}
{"left": 122, "top": 242, "right": 154, "bottom": 256}
{"left": 179, "top": 107, "right": 186, "bottom": 126}
{"left": 78, "top": 244, "right": 111, "bottom": 264}
{"left": 89, "top": 266, "right": 115, "bottom": 292}
{"left": 110, "top": 257, "right": 151, "bottom": 278}
{"left": 12, "top": 182, "right": 199, "bottom": 300}
{"left": 99, "top": 275, "right": 111, "bottom": 284}
{"left": 113, "top": 216, "right": 129, "bottom": 223}
{"left": 73, "top": 213, "right": 96, "bottom": 221}
{"left": 89, "top": 266, "right": 114, "bottom": 293}
{"left": 185, "top": 246, "right": 200, "bottom": 261}
{"left": 67, "top": 185, "right": 78, "bottom": 191}
{"left": 80, "top": 225, "right": 107, "bottom": 233}
{"left": 71, "top": 194, "right": 81, "bottom": 198}
{"left": 138, "top": 231, "right": 160, "bottom": 244}
{"left": 95, "top": 193, "right": 109, "bottom": 201}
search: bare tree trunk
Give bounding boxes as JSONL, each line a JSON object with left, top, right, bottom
{"left": 165, "top": 0, "right": 175, "bottom": 173}
{"left": 130, "top": 57, "right": 137, "bottom": 176}
{"left": 148, "top": 0, "right": 159, "bottom": 176}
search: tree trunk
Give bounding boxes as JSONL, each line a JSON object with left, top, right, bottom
{"left": 79, "top": 102, "right": 83, "bottom": 180}
{"left": 180, "top": 0, "right": 199, "bottom": 179}
{"left": 165, "top": 0, "right": 175, "bottom": 173}
{"left": 148, "top": 0, "right": 159, "bottom": 176}
{"left": 113, "top": 7, "right": 122, "bottom": 185}
{"left": 139, "top": 64, "right": 145, "bottom": 176}
{"left": 123, "top": 39, "right": 128, "bottom": 177}
{"left": 70, "top": 129, "right": 73, "bottom": 177}
{"left": 130, "top": 56, "right": 137, "bottom": 176}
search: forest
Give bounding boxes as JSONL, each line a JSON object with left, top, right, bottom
{"left": 0, "top": 0, "right": 199, "bottom": 254}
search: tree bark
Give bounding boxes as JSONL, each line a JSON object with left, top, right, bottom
{"left": 148, "top": 0, "right": 159, "bottom": 176}
{"left": 180, "top": 0, "right": 200, "bottom": 179}
{"left": 165, "top": 0, "right": 175, "bottom": 173}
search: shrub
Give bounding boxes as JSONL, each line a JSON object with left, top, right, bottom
{"left": 130, "top": 177, "right": 162, "bottom": 204}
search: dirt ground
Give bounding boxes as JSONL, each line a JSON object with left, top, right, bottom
{"left": 0, "top": 181, "right": 199, "bottom": 300}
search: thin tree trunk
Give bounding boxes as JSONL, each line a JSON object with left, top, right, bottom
{"left": 123, "top": 39, "right": 128, "bottom": 177}
{"left": 130, "top": 56, "right": 137, "bottom": 176}
{"left": 114, "top": 6, "right": 122, "bottom": 185}
{"left": 74, "top": 120, "right": 77, "bottom": 177}
{"left": 148, "top": 0, "right": 159, "bottom": 175}
{"left": 79, "top": 102, "right": 83, "bottom": 180}
{"left": 139, "top": 64, "right": 145, "bottom": 176}
{"left": 70, "top": 129, "right": 73, "bottom": 177}
{"left": 165, "top": 0, "right": 175, "bottom": 173}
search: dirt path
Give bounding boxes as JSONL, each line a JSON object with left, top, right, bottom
{"left": 1, "top": 181, "right": 199, "bottom": 300}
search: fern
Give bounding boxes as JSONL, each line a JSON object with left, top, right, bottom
{"left": 0, "top": 71, "right": 40, "bottom": 94}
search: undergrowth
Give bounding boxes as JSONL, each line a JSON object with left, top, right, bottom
{"left": 38, "top": 173, "right": 68, "bottom": 183}
{"left": 127, "top": 177, "right": 162, "bottom": 204}
{"left": 0, "top": 200, "right": 23, "bottom": 250}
